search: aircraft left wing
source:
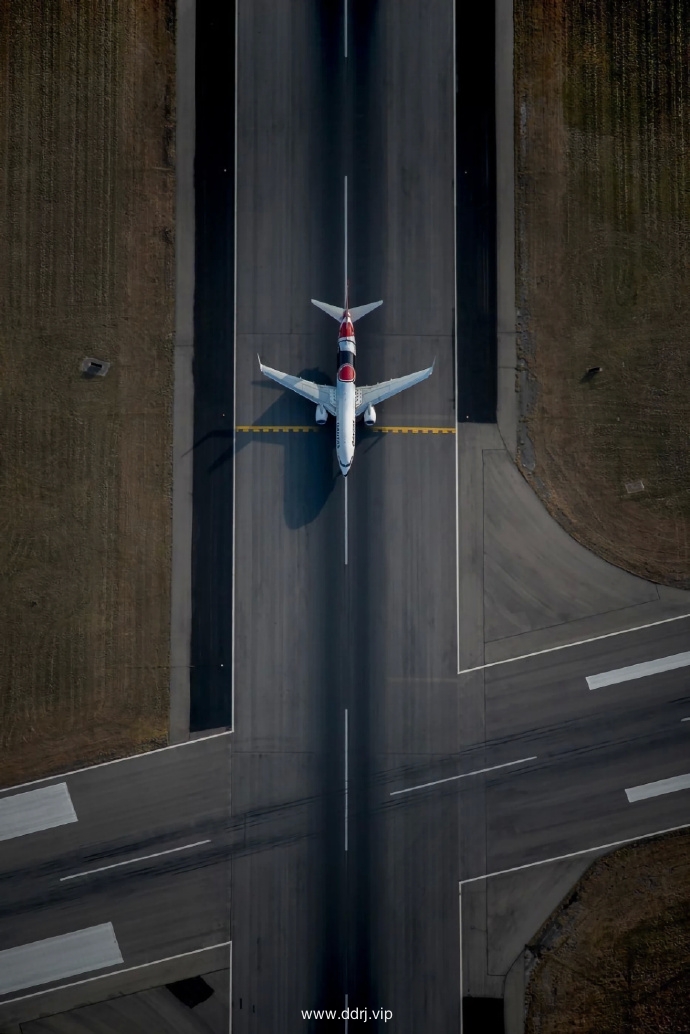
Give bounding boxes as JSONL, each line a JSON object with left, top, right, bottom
{"left": 258, "top": 357, "right": 337, "bottom": 416}
{"left": 355, "top": 362, "right": 435, "bottom": 416}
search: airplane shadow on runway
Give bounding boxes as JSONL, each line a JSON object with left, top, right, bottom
{"left": 239, "top": 368, "right": 339, "bottom": 528}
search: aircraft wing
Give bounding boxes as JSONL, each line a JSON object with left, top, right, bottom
{"left": 355, "top": 363, "right": 434, "bottom": 416}
{"left": 258, "top": 358, "right": 337, "bottom": 416}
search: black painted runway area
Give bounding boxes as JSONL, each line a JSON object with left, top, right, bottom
{"left": 190, "top": 0, "right": 237, "bottom": 731}
{"left": 456, "top": 0, "right": 497, "bottom": 422}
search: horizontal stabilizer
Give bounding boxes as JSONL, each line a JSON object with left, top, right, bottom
{"left": 311, "top": 298, "right": 383, "bottom": 322}
{"left": 311, "top": 299, "right": 344, "bottom": 321}
{"left": 348, "top": 300, "right": 383, "bottom": 322}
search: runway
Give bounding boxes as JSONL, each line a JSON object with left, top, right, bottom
{"left": 229, "top": 0, "right": 457, "bottom": 1026}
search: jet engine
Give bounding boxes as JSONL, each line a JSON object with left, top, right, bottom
{"left": 315, "top": 403, "right": 328, "bottom": 425}
{"left": 363, "top": 404, "right": 376, "bottom": 427}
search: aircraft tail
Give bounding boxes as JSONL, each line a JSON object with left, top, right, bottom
{"left": 311, "top": 298, "right": 383, "bottom": 322}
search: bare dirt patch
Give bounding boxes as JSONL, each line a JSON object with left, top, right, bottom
{"left": 515, "top": 0, "right": 690, "bottom": 587}
{"left": 0, "top": 0, "right": 175, "bottom": 786}
{"left": 525, "top": 830, "right": 690, "bottom": 1033}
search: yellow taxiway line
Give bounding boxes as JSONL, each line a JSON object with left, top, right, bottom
{"left": 235, "top": 425, "right": 456, "bottom": 435}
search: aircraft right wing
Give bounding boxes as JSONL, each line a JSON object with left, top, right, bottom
{"left": 258, "top": 357, "right": 337, "bottom": 415}
{"left": 355, "top": 362, "right": 435, "bottom": 416}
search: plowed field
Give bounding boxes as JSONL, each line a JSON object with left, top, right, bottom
{"left": 526, "top": 831, "right": 690, "bottom": 1033}
{"left": 516, "top": 0, "right": 690, "bottom": 587}
{"left": 0, "top": 0, "right": 175, "bottom": 786}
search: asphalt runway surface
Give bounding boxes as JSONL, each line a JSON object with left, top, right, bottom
{"left": 230, "top": 1, "right": 458, "bottom": 1028}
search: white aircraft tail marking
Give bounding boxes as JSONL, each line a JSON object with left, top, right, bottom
{"left": 311, "top": 298, "right": 383, "bottom": 323}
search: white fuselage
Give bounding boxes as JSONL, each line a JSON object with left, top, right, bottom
{"left": 335, "top": 313, "right": 357, "bottom": 476}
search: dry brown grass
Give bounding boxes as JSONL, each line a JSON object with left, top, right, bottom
{"left": 525, "top": 831, "right": 690, "bottom": 1033}
{"left": 515, "top": 0, "right": 690, "bottom": 587}
{"left": 0, "top": 0, "right": 175, "bottom": 787}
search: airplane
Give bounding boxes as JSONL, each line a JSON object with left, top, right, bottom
{"left": 257, "top": 291, "right": 434, "bottom": 477}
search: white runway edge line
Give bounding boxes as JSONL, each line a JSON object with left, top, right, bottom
{"left": 457, "top": 612, "right": 690, "bottom": 676}
{"left": 0, "top": 729, "right": 232, "bottom": 797}
{"left": 587, "top": 650, "right": 690, "bottom": 690}
{"left": 626, "top": 773, "right": 690, "bottom": 803}
{"left": 0, "top": 783, "right": 77, "bottom": 842}
{"left": 228, "top": 941, "right": 233, "bottom": 1034}
{"left": 458, "top": 819, "right": 690, "bottom": 1015}
{"left": 390, "top": 756, "right": 537, "bottom": 796}
{"left": 60, "top": 839, "right": 211, "bottom": 882}
{"left": 343, "top": 175, "right": 349, "bottom": 567}
{"left": 230, "top": 0, "right": 239, "bottom": 735}
{"left": 0, "top": 940, "right": 232, "bottom": 1008}
{"left": 0, "top": 923, "right": 123, "bottom": 997}
{"left": 459, "top": 818, "right": 690, "bottom": 887}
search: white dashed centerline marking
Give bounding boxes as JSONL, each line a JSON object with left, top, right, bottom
{"left": 587, "top": 650, "right": 690, "bottom": 690}
{"left": 0, "top": 783, "right": 77, "bottom": 842}
{"left": 0, "top": 924, "right": 123, "bottom": 996}
{"left": 60, "top": 840, "right": 211, "bottom": 882}
{"left": 626, "top": 773, "right": 690, "bottom": 803}
{"left": 390, "top": 756, "right": 537, "bottom": 796}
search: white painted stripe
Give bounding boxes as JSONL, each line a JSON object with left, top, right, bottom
{"left": 587, "top": 650, "right": 690, "bottom": 690}
{"left": 452, "top": 0, "right": 460, "bottom": 682}
{"left": 0, "top": 923, "right": 123, "bottom": 996}
{"left": 60, "top": 839, "right": 211, "bottom": 881}
{"left": 457, "top": 612, "right": 690, "bottom": 676}
{"left": 228, "top": 942, "right": 233, "bottom": 1034}
{"left": 344, "top": 474, "right": 349, "bottom": 566}
{"left": 458, "top": 883, "right": 464, "bottom": 1034}
{"left": 0, "top": 783, "right": 77, "bottom": 842}
{"left": 0, "top": 730, "right": 232, "bottom": 797}
{"left": 0, "top": 940, "right": 232, "bottom": 1006}
{"left": 344, "top": 709, "right": 349, "bottom": 852}
{"left": 344, "top": 175, "right": 348, "bottom": 306}
{"left": 231, "top": 0, "right": 239, "bottom": 738}
{"left": 459, "top": 819, "right": 690, "bottom": 886}
{"left": 626, "top": 773, "right": 690, "bottom": 803}
{"left": 682, "top": 717, "right": 690, "bottom": 722}
{"left": 390, "top": 756, "right": 537, "bottom": 796}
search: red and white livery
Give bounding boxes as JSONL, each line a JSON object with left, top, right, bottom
{"left": 258, "top": 290, "right": 434, "bottom": 477}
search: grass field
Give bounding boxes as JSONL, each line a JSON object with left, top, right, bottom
{"left": 525, "top": 830, "right": 690, "bottom": 1032}
{"left": 515, "top": 0, "right": 690, "bottom": 587}
{"left": 0, "top": 0, "right": 175, "bottom": 787}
